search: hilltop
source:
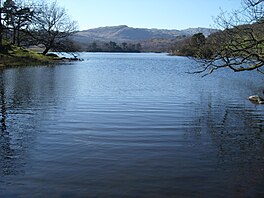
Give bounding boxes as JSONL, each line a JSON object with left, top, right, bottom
{"left": 72, "top": 25, "right": 218, "bottom": 52}
{"left": 73, "top": 25, "right": 217, "bottom": 42}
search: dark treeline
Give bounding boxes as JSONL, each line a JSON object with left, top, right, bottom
{"left": 170, "top": 33, "right": 210, "bottom": 58}
{"left": 0, "top": 0, "right": 77, "bottom": 55}
{"left": 86, "top": 41, "right": 141, "bottom": 53}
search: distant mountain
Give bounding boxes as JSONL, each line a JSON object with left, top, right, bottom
{"left": 179, "top": 27, "right": 218, "bottom": 38}
{"left": 73, "top": 25, "right": 218, "bottom": 43}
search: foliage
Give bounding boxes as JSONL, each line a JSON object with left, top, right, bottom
{"left": 0, "top": 0, "right": 77, "bottom": 55}
{"left": 29, "top": 0, "right": 77, "bottom": 55}
{"left": 86, "top": 41, "right": 142, "bottom": 53}
{"left": 172, "top": 33, "right": 214, "bottom": 60}
{"left": 171, "top": 0, "right": 264, "bottom": 76}
{"left": 200, "top": 22, "right": 264, "bottom": 75}
{"left": 2, "top": 0, "right": 33, "bottom": 45}
{"left": 0, "top": 42, "right": 61, "bottom": 67}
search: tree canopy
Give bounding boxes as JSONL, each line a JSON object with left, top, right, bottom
{"left": 199, "top": 0, "right": 264, "bottom": 75}
{"left": 172, "top": 0, "right": 264, "bottom": 76}
{"left": 0, "top": 0, "right": 77, "bottom": 54}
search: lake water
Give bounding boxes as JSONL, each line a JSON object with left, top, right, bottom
{"left": 0, "top": 53, "right": 264, "bottom": 197}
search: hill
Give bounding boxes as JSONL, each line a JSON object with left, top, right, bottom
{"left": 73, "top": 25, "right": 218, "bottom": 46}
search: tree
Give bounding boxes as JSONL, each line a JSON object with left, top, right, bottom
{"left": 174, "top": 33, "right": 211, "bottom": 58}
{"left": 91, "top": 41, "right": 97, "bottom": 51}
{"left": 135, "top": 43, "right": 141, "bottom": 52}
{"left": 0, "top": 0, "right": 4, "bottom": 47}
{"left": 2, "top": 0, "right": 33, "bottom": 45}
{"left": 121, "top": 42, "right": 128, "bottom": 51}
{"left": 30, "top": 0, "right": 77, "bottom": 55}
{"left": 2, "top": 0, "right": 17, "bottom": 44}
{"left": 195, "top": 0, "right": 264, "bottom": 76}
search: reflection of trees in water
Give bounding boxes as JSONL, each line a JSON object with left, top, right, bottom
{"left": 194, "top": 97, "right": 264, "bottom": 162}
{"left": 0, "top": 70, "right": 28, "bottom": 176}
{"left": 188, "top": 95, "right": 264, "bottom": 195}
{"left": 0, "top": 67, "right": 58, "bottom": 177}
{"left": 0, "top": 70, "right": 12, "bottom": 175}
{"left": 0, "top": 74, "right": 7, "bottom": 132}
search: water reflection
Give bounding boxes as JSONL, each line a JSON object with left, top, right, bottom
{"left": 188, "top": 95, "right": 264, "bottom": 196}
{"left": 0, "top": 70, "right": 12, "bottom": 175}
{"left": 194, "top": 101, "right": 264, "bottom": 161}
{"left": 0, "top": 53, "right": 263, "bottom": 197}
{"left": 0, "top": 71, "right": 7, "bottom": 131}
{"left": 0, "top": 67, "right": 61, "bottom": 177}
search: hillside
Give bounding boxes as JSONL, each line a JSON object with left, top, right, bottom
{"left": 73, "top": 25, "right": 218, "bottom": 44}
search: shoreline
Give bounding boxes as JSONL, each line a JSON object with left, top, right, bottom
{"left": 0, "top": 45, "right": 80, "bottom": 68}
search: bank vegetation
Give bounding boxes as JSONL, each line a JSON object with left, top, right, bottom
{"left": 170, "top": 0, "right": 264, "bottom": 76}
{"left": 0, "top": 0, "right": 78, "bottom": 67}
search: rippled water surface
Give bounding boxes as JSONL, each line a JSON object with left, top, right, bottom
{"left": 0, "top": 53, "right": 264, "bottom": 197}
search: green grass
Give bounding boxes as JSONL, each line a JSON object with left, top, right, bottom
{"left": 0, "top": 44, "right": 61, "bottom": 67}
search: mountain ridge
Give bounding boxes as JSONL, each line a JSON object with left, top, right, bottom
{"left": 73, "top": 25, "right": 218, "bottom": 43}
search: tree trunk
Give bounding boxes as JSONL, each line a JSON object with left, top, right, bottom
{"left": 17, "top": 30, "right": 20, "bottom": 46}
{"left": 42, "top": 47, "right": 50, "bottom": 55}
{"left": 0, "top": 25, "right": 2, "bottom": 47}
{"left": 12, "top": 28, "right": 16, "bottom": 45}
{"left": 0, "top": 0, "right": 3, "bottom": 47}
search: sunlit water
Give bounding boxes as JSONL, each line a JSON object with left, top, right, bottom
{"left": 0, "top": 53, "right": 264, "bottom": 197}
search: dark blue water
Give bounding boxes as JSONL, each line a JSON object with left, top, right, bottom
{"left": 0, "top": 53, "right": 264, "bottom": 197}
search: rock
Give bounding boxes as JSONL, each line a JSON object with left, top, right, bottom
{"left": 46, "top": 53, "right": 60, "bottom": 57}
{"left": 248, "top": 95, "right": 264, "bottom": 104}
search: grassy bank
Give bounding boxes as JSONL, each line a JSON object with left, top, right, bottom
{"left": 0, "top": 44, "right": 64, "bottom": 67}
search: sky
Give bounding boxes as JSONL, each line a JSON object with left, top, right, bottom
{"left": 56, "top": 0, "right": 243, "bottom": 30}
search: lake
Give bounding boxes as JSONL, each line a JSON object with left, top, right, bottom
{"left": 0, "top": 53, "right": 264, "bottom": 197}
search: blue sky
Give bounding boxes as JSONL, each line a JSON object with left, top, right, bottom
{"left": 56, "top": 0, "right": 243, "bottom": 30}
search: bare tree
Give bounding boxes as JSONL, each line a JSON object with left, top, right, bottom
{"left": 30, "top": 0, "right": 77, "bottom": 55}
{"left": 195, "top": 0, "right": 264, "bottom": 76}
